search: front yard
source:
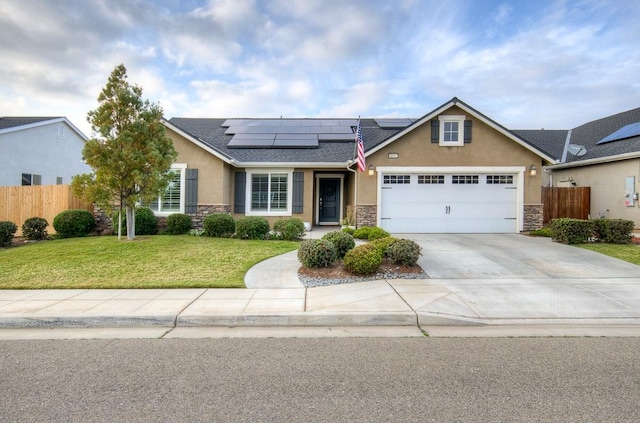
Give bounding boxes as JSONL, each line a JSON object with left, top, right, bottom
{"left": 0, "top": 236, "right": 299, "bottom": 289}
{"left": 577, "top": 243, "right": 640, "bottom": 266}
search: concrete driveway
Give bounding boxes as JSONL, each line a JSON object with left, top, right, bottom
{"left": 401, "top": 234, "right": 640, "bottom": 325}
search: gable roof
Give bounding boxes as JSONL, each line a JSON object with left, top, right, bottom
{"left": 166, "top": 97, "right": 556, "bottom": 167}
{"left": 544, "top": 106, "right": 640, "bottom": 169}
{"left": 0, "top": 116, "right": 88, "bottom": 140}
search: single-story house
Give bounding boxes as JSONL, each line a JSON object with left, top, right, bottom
{"left": 160, "top": 97, "right": 558, "bottom": 233}
{"left": 540, "top": 106, "right": 640, "bottom": 227}
{"left": 0, "top": 117, "right": 90, "bottom": 186}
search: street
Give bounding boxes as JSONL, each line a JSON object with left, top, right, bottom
{"left": 1, "top": 337, "right": 639, "bottom": 422}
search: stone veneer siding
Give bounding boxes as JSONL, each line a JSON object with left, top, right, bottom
{"left": 191, "top": 204, "right": 231, "bottom": 229}
{"left": 523, "top": 204, "right": 543, "bottom": 232}
{"left": 356, "top": 204, "right": 377, "bottom": 228}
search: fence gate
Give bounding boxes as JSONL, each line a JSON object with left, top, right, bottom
{"left": 542, "top": 187, "right": 590, "bottom": 224}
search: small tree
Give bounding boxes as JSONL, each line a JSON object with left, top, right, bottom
{"left": 72, "top": 64, "right": 177, "bottom": 240}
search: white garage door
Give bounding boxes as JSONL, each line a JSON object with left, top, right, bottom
{"left": 380, "top": 173, "right": 518, "bottom": 233}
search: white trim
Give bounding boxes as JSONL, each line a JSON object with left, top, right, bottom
{"left": 151, "top": 163, "right": 187, "bottom": 216}
{"left": 315, "top": 174, "right": 345, "bottom": 225}
{"left": 0, "top": 117, "right": 88, "bottom": 141}
{"left": 376, "top": 166, "right": 525, "bottom": 232}
{"left": 245, "top": 168, "right": 293, "bottom": 217}
{"left": 546, "top": 151, "right": 640, "bottom": 170}
{"left": 438, "top": 115, "right": 465, "bottom": 147}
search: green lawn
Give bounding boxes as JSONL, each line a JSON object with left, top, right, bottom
{"left": 577, "top": 243, "right": 640, "bottom": 266}
{"left": 0, "top": 236, "right": 299, "bottom": 289}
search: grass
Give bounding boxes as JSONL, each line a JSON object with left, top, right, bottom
{"left": 577, "top": 243, "right": 640, "bottom": 266}
{"left": 0, "top": 235, "right": 299, "bottom": 289}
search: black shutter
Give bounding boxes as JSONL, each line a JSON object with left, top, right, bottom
{"left": 292, "top": 171, "right": 304, "bottom": 213}
{"left": 464, "top": 120, "right": 472, "bottom": 143}
{"left": 185, "top": 168, "right": 198, "bottom": 214}
{"left": 234, "top": 171, "right": 246, "bottom": 213}
{"left": 431, "top": 119, "right": 439, "bottom": 143}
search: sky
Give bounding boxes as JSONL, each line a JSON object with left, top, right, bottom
{"left": 1, "top": 0, "right": 639, "bottom": 137}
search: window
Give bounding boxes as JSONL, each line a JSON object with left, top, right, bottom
{"left": 486, "top": 175, "right": 514, "bottom": 184}
{"left": 452, "top": 175, "right": 478, "bottom": 184}
{"left": 56, "top": 177, "right": 63, "bottom": 185}
{"left": 149, "top": 165, "right": 186, "bottom": 214}
{"left": 438, "top": 115, "right": 465, "bottom": 146}
{"left": 418, "top": 175, "right": 445, "bottom": 184}
{"left": 383, "top": 175, "right": 411, "bottom": 184}
{"left": 22, "top": 173, "right": 42, "bottom": 186}
{"left": 248, "top": 171, "right": 291, "bottom": 215}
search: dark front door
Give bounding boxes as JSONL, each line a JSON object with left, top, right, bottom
{"left": 319, "top": 178, "right": 341, "bottom": 224}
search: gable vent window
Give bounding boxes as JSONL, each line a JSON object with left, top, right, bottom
{"left": 452, "top": 175, "right": 478, "bottom": 184}
{"left": 383, "top": 175, "right": 411, "bottom": 184}
{"left": 486, "top": 175, "right": 514, "bottom": 184}
{"left": 418, "top": 175, "right": 445, "bottom": 184}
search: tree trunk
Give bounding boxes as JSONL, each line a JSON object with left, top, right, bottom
{"left": 126, "top": 206, "right": 135, "bottom": 241}
{"left": 117, "top": 205, "right": 123, "bottom": 241}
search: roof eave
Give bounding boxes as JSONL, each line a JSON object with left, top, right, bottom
{"left": 546, "top": 151, "right": 640, "bottom": 170}
{"left": 162, "top": 119, "right": 234, "bottom": 164}
{"left": 0, "top": 117, "right": 89, "bottom": 140}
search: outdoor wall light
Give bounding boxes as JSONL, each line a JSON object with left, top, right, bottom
{"left": 529, "top": 164, "right": 537, "bottom": 177}
{"left": 368, "top": 164, "right": 375, "bottom": 176}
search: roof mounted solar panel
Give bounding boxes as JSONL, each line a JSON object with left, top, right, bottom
{"left": 318, "top": 133, "right": 355, "bottom": 141}
{"left": 375, "top": 118, "right": 414, "bottom": 128}
{"left": 597, "top": 122, "right": 640, "bottom": 144}
{"left": 221, "top": 119, "right": 245, "bottom": 127}
{"left": 227, "top": 133, "right": 275, "bottom": 148}
{"left": 274, "top": 134, "right": 318, "bottom": 148}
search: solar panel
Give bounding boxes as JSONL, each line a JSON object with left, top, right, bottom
{"left": 221, "top": 119, "right": 244, "bottom": 127}
{"left": 375, "top": 118, "right": 414, "bottom": 128}
{"left": 597, "top": 122, "right": 640, "bottom": 144}
{"left": 318, "top": 133, "right": 355, "bottom": 141}
{"left": 274, "top": 134, "right": 318, "bottom": 148}
{"left": 228, "top": 133, "right": 275, "bottom": 148}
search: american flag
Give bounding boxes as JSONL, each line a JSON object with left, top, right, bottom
{"left": 355, "top": 119, "right": 365, "bottom": 172}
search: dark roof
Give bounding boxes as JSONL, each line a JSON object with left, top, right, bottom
{"left": 512, "top": 129, "right": 568, "bottom": 162}
{"left": 168, "top": 117, "right": 403, "bottom": 164}
{"left": 0, "top": 117, "right": 62, "bottom": 131}
{"left": 564, "top": 107, "right": 640, "bottom": 163}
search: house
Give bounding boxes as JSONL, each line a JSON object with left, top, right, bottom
{"left": 160, "top": 97, "right": 557, "bottom": 233}
{"left": 540, "top": 107, "right": 640, "bottom": 227}
{"left": 0, "top": 117, "right": 91, "bottom": 186}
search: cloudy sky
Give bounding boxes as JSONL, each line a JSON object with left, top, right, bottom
{"left": 1, "top": 0, "right": 639, "bottom": 136}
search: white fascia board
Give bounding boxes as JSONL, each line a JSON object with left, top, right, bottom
{"left": 161, "top": 119, "right": 233, "bottom": 165}
{"left": 365, "top": 100, "right": 558, "bottom": 164}
{"left": 236, "top": 161, "right": 351, "bottom": 168}
{"left": 546, "top": 151, "right": 640, "bottom": 170}
{"left": 377, "top": 165, "right": 526, "bottom": 174}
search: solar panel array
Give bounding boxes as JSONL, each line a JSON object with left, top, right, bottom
{"left": 222, "top": 119, "right": 358, "bottom": 148}
{"left": 374, "top": 118, "right": 415, "bottom": 128}
{"left": 597, "top": 122, "right": 640, "bottom": 145}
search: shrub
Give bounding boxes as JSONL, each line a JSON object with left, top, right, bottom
{"left": 321, "top": 230, "right": 356, "bottom": 258}
{"left": 165, "top": 213, "right": 192, "bottom": 235}
{"left": 352, "top": 226, "right": 372, "bottom": 240}
{"left": 203, "top": 213, "right": 236, "bottom": 238}
{"left": 53, "top": 209, "right": 95, "bottom": 238}
{"left": 593, "top": 218, "right": 634, "bottom": 244}
{"left": 530, "top": 227, "right": 552, "bottom": 237}
{"left": 550, "top": 218, "right": 594, "bottom": 245}
{"left": 343, "top": 244, "right": 383, "bottom": 275}
{"left": 22, "top": 217, "right": 48, "bottom": 240}
{"left": 272, "top": 218, "right": 305, "bottom": 240}
{"left": 235, "top": 216, "right": 270, "bottom": 240}
{"left": 369, "top": 236, "right": 398, "bottom": 256}
{"left": 298, "top": 239, "right": 337, "bottom": 268}
{"left": 341, "top": 227, "right": 355, "bottom": 235}
{"left": 387, "top": 239, "right": 422, "bottom": 266}
{"left": 112, "top": 207, "right": 158, "bottom": 235}
{"left": 0, "top": 221, "right": 18, "bottom": 247}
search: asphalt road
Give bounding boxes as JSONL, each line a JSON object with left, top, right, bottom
{"left": 1, "top": 338, "right": 639, "bottom": 422}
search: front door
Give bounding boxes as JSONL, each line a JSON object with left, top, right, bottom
{"left": 318, "top": 178, "right": 341, "bottom": 224}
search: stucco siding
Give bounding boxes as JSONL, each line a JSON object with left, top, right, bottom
{"left": 0, "top": 122, "right": 90, "bottom": 186}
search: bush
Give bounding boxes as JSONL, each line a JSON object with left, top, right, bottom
{"left": 341, "top": 227, "right": 355, "bottom": 235}
{"left": 321, "top": 230, "right": 356, "bottom": 258}
{"left": 593, "top": 218, "right": 634, "bottom": 244}
{"left": 369, "top": 236, "right": 398, "bottom": 256}
{"left": 113, "top": 207, "right": 158, "bottom": 235}
{"left": 22, "top": 217, "right": 48, "bottom": 240}
{"left": 387, "top": 239, "right": 422, "bottom": 266}
{"left": 530, "top": 227, "right": 552, "bottom": 237}
{"left": 203, "top": 213, "right": 236, "bottom": 238}
{"left": 165, "top": 213, "right": 192, "bottom": 235}
{"left": 272, "top": 218, "right": 305, "bottom": 240}
{"left": 353, "top": 226, "right": 389, "bottom": 240}
{"left": 53, "top": 209, "right": 95, "bottom": 238}
{"left": 298, "top": 239, "right": 337, "bottom": 268}
{"left": 343, "top": 244, "right": 383, "bottom": 275}
{"left": 0, "top": 221, "right": 18, "bottom": 247}
{"left": 550, "top": 218, "right": 594, "bottom": 245}
{"left": 235, "top": 216, "right": 270, "bottom": 240}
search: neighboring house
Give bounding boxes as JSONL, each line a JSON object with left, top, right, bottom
{"left": 538, "top": 107, "right": 640, "bottom": 227}
{"left": 161, "top": 97, "right": 557, "bottom": 233}
{"left": 0, "top": 117, "right": 91, "bottom": 186}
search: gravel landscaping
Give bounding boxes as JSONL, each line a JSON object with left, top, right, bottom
{"left": 298, "top": 259, "right": 428, "bottom": 287}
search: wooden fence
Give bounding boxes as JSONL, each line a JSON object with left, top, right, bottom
{"left": 542, "top": 187, "right": 591, "bottom": 224}
{"left": 0, "top": 185, "right": 92, "bottom": 235}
